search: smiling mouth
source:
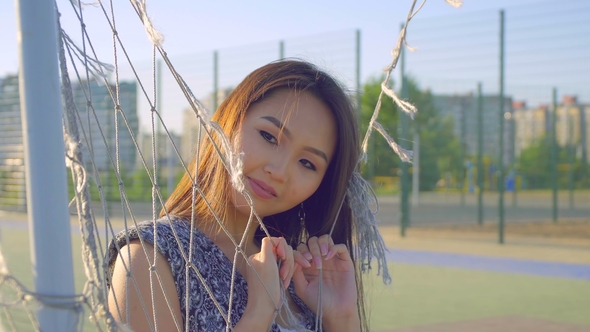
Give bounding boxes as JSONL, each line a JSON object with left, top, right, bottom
{"left": 248, "top": 177, "right": 277, "bottom": 199}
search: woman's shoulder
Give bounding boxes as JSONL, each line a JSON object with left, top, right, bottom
{"left": 111, "top": 215, "right": 205, "bottom": 247}
{"left": 107, "top": 216, "right": 209, "bottom": 268}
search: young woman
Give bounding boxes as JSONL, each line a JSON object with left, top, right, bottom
{"left": 107, "top": 60, "right": 371, "bottom": 331}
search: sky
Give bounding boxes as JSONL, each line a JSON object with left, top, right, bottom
{"left": 0, "top": 0, "right": 570, "bottom": 133}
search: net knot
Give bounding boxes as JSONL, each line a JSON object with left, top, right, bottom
{"left": 94, "top": 303, "right": 107, "bottom": 319}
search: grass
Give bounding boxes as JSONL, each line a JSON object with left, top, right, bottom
{"left": 366, "top": 263, "right": 590, "bottom": 331}
{"left": 1, "top": 226, "right": 589, "bottom": 331}
{"left": 0, "top": 228, "right": 103, "bottom": 331}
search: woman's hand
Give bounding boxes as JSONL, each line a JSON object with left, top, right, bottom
{"left": 236, "top": 236, "right": 310, "bottom": 331}
{"left": 292, "top": 235, "right": 360, "bottom": 331}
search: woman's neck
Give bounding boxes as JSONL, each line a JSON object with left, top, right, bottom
{"left": 202, "top": 205, "right": 261, "bottom": 256}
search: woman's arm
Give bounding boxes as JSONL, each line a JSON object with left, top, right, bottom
{"left": 108, "top": 240, "right": 183, "bottom": 331}
{"left": 109, "top": 237, "right": 303, "bottom": 331}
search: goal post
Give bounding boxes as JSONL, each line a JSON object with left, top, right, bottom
{"left": 15, "top": 0, "right": 77, "bottom": 329}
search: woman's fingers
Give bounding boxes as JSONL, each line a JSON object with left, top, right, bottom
{"left": 317, "top": 234, "right": 331, "bottom": 257}
{"left": 299, "top": 235, "right": 340, "bottom": 270}
{"left": 306, "top": 237, "right": 323, "bottom": 269}
{"left": 324, "top": 243, "right": 351, "bottom": 261}
{"left": 270, "top": 237, "right": 293, "bottom": 289}
{"left": 294, "top": 250, "right": 311, "bottom": 268}
{"left": 299, "top": 235, "right": 352, "bottom": 266}
{"left": 297, "top": 242, "right": 313, "bottom": 261}
{"left": 292, "top": 263, "right": 308, "bottom": 296}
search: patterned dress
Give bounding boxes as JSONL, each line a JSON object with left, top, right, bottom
{"left": 106, "top": 216, "right": 317, "bottom": 331}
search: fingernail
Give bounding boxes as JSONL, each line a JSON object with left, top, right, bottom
{"left": 320, "top": 245, "right": 328, "bottom": 256}
{"left": 303, "top": 259, "right": 311, "bottom": 267}
{"left": 314, "top": 257, "right": 322, "bottom": 269}
{"left": 324, "top": 251, "right": 334, "bottom": 260}
{"left": 304, "top": 253, "right": 313, "bottom": 261}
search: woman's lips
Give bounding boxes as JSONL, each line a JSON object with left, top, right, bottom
{"left": 248, "top": 177, "right": 277, "bottom": 199}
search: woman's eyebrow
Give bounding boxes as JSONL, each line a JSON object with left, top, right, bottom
{"left": 303, "top": 147, "right": 328, "bottom": 164}
{"left": 261, "top": 115, "right": 291, "bottom": 139}
{"left": 260, "top": 115, "right": 328, "bottom": 163}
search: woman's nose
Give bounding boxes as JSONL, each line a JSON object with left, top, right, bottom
{"left": 263, "top": 156, "right": 289, "bottom": 182}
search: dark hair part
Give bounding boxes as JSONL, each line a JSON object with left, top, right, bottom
{"left": 162, "top": 60, "right": 367, "bottom": 331}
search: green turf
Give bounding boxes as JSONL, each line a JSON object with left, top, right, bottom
{"left": 1, "top": 228, "right": 589, "bottom": 331}
{"left": 0, "top": 228, "right": 105, "bottom": 331}
{"left": 367, "top": 263, "right": 590, "bottom": 331}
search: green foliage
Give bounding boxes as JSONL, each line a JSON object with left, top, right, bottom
{"left": 360, "top": 76, "right": 400, "bottom": 178}
{"left": 517, "top": 136, "right": 590, "bottom": 189}
{"left": 360, "top": 76, "right": 462, "bottom": 191}
{"left": 67, "top": 166, "right": 185, "bottom": 203}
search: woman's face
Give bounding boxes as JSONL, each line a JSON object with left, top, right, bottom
{"left": 232, "top": 88, "right": 337, "bottom": 219}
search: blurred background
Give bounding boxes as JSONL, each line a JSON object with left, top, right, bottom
{"left": 1, "top": 0, "right": 589, "bottom": 331}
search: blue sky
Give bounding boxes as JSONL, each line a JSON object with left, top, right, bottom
{"left": 2, "top": 0, "right": 544, "bottom": 79}
{"left": 1, "top": 0, "right": 576, "bottom": 133}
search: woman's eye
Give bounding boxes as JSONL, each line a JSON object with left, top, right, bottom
{"left": 260, "top": 130, "right": 278, "bottom": 145}
{"left": 300, "top": 159, "right": 317, "bottom": 171}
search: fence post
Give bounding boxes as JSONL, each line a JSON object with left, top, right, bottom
{"left": 552, "top": 87, "right": 558, "bottom": 222}
{"left": 15, "top": 0, "right": 77, "bottom": 329}
{"left": 498, "top": 9, "right": 505, "bottom": 244}
{"left": 412, "top": 129, "right": 420, "bottom": 206}
{"left": 279, "top": 40, "right": 285, "bottom": 60}
{"left": 477, "top": 82, "right": 484, "bottom": 225}
{"left": 568, "top": 115, "right": 574, "bottom": 209}
{"left": 460, "top": 99, "right": 466, "bottom": 207}
{"left": 399, "top": 23, "right": 410, "bottom": 236}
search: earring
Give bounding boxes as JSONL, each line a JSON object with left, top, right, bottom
{"left": 298, "top": 203, "right": 308, "bottom": 245}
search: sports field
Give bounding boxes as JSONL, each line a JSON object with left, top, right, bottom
{"left": 371, "top": 220, "right": 590, "bottom": 331}
{"left": 0, "top": 190, "right": 588, "bottom": 331}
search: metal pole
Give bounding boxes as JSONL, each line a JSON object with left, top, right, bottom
{"left": 399, "top": 23, "right": 410, "bottom": 236}
{"left": 15, "top": 0, "right": 77, "bottom": 329}
{"left": 279, "top": 40, "right": 285, "bottom": 60}
{"left": 358, "top": 29, "right": 374, "bottom": 185}
{"left": 477, "top": 82, "right": 484, "bottom": 225}
{"left": 498, "top": 10, "right": 505, "bottom": 244}
{"left": 213, "top": 50, "right": 219, "bottom": 112}
{"left": 568, "top": 115, "right": 574, "bottom": 209}
{"left": 460, "top": 100, "right": 466, "bottom": 207}
{"left": 508, "top": 101, "right": 517, "bottom": 208}
{"left": 512, "top": 114, "right": 517, "bottom": 208}
{"left": 412, "top": 130, "right": 420, "bottom": 206}
{"left": 551, "top": 87, "right": 558, "bottom": 222}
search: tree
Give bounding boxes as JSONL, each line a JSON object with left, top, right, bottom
{"left": 517, "top": 136, "right": 589, "bottom": 189}
{"left": 360, "top": 76, "right": 462, "bottom": 191}
{"left": 360, "top": 76, "right": 400, "bottom": 178}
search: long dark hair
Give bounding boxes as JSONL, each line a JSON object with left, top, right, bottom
{"left": 162, "top": 60, "right": 367, "bottom": 331}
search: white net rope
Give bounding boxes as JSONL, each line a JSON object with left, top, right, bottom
{"left": 0, "top": 0, "right": 462, "bottom": 330}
